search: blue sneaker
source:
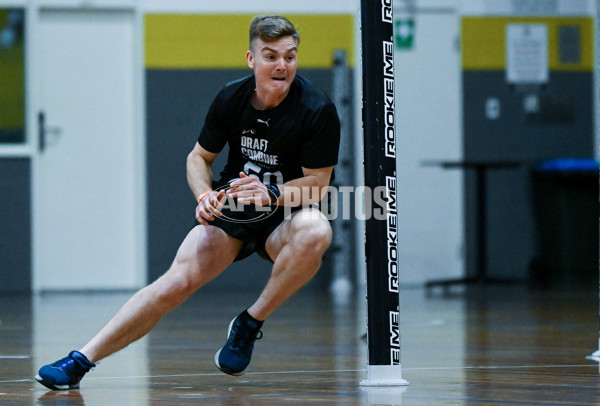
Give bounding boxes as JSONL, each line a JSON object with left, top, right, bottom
{"left": 214, "top": 310, "right": 263, "bottom": 376}
{"left": 35, "top": 351, "right": 95, "bottom": 390}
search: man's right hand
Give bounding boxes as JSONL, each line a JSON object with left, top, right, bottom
{"left": 195, "top": 190, "right": 227, "bottom": 226}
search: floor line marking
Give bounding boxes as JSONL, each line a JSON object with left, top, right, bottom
{"left": 4, "top": 364, "right": 597, "bottom": 384}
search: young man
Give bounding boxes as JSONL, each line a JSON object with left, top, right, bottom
{"left": 35, "top": 15, "right": 340, "bottom": 390}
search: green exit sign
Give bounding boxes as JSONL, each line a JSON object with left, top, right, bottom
{"left": 395, "top": 18, "right": 415, "bottom": 50}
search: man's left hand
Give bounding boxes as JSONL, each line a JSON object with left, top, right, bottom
{"left": 227, "top": 172, "right": 273, "bottom": 206}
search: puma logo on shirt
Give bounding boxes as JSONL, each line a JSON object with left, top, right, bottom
{"left": 257, "top": 118, "right": 271, "bottom": 127}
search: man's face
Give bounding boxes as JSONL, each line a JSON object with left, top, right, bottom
{"left": 246, "top": 35, "right": 298, "bottom": 102}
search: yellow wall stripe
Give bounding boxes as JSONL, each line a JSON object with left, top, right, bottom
{"left": 462, "top": 17, "right": 594, "bottom": 71}
{"left": 145, "top": 14, "right": 354, "bottom": 69}
{"left": 0, "top": 14, "right": 24, "bottom": 130}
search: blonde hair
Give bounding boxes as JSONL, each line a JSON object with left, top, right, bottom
{"left": 249, "top": 15, "right": 299, "bottom": 50}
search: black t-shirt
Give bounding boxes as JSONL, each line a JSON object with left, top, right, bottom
{"left": 197, "top": 74, "right": 340, "bottom": 185}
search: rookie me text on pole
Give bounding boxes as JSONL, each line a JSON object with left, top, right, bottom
{"left": 383, "top": 40, "right": 395, "bottom": 159}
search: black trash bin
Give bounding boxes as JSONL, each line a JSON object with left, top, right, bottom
{"left": 530, "top": 158, "right": 599, "bottom": 290}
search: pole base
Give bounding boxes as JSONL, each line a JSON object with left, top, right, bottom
{"left": 360, "top": 365, "right": 410, "bottom": 387}
{"left": 360, "top": 386, "right": 408, "bottom": 405}
{"left": 586, "top": 350, "right": 600, "bottom": 361}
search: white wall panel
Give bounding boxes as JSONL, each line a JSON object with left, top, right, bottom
{"left": 460, "top": 0, "right": 593, "bottom": 16}
{"left": 34, "top": 0, "right": 136, "bottom": 9}
{"left": 142, "top": 0, "right": 355, "bottom": 13}
{"left": 394, "top": 10, "right": 464, "bottom": 285}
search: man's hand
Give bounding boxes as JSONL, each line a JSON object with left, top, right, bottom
{"left": 227, "top": 172, "right": 274, "bottom": 206}
{"left": 195, "top": 189, "right": 227, "bottom": 225}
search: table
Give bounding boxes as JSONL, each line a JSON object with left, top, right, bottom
{"left": 421, "top": 160, "right": 522, "bottom": 289}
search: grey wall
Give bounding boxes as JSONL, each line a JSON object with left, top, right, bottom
{"left": 146, "top": 69, "right": 341, "bottom": 291}
{"left": 462, "top": 71, "right": 595, "bottom": 281}
{"left": 0, "top": 158, "right": 31, "bottom": 292}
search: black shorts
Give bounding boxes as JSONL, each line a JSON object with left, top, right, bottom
{"left": 202, "top": 203, "right": 301, "bottom": 262}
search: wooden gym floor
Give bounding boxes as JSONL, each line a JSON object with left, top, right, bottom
{"left": 0, "top": 284, "right": 599, "bottom": 405}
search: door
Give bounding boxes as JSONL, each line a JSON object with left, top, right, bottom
{"left": 395, "top": 10, "right": 465, "bottom": 284}
{"left": 33, "top": 8, "right": 144, "bottom": 290}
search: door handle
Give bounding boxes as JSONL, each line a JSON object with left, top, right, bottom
{"left": 38, "top": 111, "right": 62, "bottom": 152}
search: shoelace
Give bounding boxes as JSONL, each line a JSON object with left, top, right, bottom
{"left": 51, "top": 354, "right": 89, "bottom": 375}
{"left": 51, "top": 356, "right": 79, "bottom": 372}
{"left": 231, "top": 327, "right": 263, "bottom": 354}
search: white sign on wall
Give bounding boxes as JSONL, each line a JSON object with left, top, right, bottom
{"left": 506, "top": 24, "right": 548, "bottom": 84}
{"left": 461, "top": 0, "right": 592, "bottom": 16}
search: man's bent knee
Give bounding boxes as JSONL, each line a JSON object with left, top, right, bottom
{"left": 291, "top": 213, "right": 332, "bottom": 257}
{"left": 300, "top": 223, "right": 331, "bottom": 252}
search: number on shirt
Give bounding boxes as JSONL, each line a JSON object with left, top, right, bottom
{"left": 243, "top": 162, "right": 283, "bottom": 185}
